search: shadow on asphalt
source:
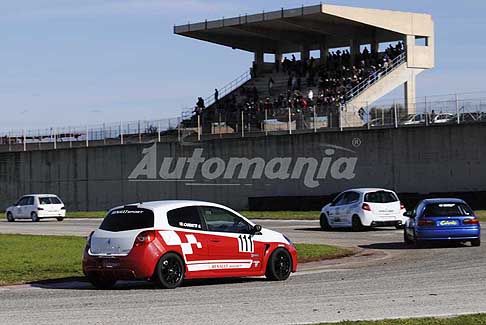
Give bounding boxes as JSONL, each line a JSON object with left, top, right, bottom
{"left": 30, "top": 276, "right": 266, "bottom": 291}
{"left": 359, "top": 241, "right": 469, "bottom": 250}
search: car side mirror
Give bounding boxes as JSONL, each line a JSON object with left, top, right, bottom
{"left": 252, "top": 224, "right": 262, "bottom": 234}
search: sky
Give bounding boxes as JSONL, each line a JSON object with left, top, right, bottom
{"left": 1, "top": 0, "right": 486, "bottom": 130}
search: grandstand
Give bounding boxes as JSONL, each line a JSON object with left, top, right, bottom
{"left": 175, "top": 4, "right": 435, "bottom": 131}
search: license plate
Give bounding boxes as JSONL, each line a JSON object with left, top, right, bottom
{"left": 437, "top": 220, "right": 458, "bottom": 226}
{"left": 101, "top": 259, "right": 119, "bottom": 268}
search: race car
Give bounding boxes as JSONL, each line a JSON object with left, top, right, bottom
{"left": 404, "top": 198, "right": 481, "bottom": 247}
{"left": 82, "top": 200, "right": 297, "bottom": 289}
{"left": 320, "top": 188, "right": 407, "bottom": 231}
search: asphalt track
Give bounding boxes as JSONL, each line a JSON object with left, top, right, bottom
{"left": 0, "top": 218, "right": 485, "bottom": 324}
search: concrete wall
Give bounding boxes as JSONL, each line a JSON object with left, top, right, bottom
{"left": 1, "top": 123, "right": 486, "bottom": 212}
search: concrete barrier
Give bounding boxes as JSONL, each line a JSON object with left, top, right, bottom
{"left": 0, "top": 123, "right": 485, "bottom": 211}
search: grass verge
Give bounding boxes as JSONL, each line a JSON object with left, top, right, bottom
{"left": 0, "top": 234, "right": 85, "bottom": 286}
{"left": 319, "top": 313, "right": 486, "bottom": 324}
{"left": 295, "top": 243, "right": 354, "bottom": 263}
{"left": 0, "top": 234, "right": 349, "bottom": 286}
{"left": 66, "top": 211, "right": 107, "bottom": 218}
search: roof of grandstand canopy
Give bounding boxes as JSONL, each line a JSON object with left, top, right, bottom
{"left": 174, "top": 4, "right": 434, "bottom": 53}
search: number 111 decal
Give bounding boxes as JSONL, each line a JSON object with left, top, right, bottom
{"left": 238, "top": 235, "right": 254, "bottom": 253}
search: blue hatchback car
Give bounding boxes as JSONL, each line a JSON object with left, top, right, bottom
{"left": 404, "top": 199, "right": 481, "bottom": 247}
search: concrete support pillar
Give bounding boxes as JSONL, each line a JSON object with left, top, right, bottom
{"left": 371, "top": 29, "right": 379, "bottom": 54}
{"left": 320, "top": 42, "right": 329, "bottom": 65}
{"left": 301, "top": 45, "right": 310, "bottom": 61}
{"left": 254, "top": 50, "right": 264, "bottom": 65}
{"left": 404, "top": 74, "right": 416, "bottom": 114}
{"left": 405, "top": 35, "right": 415, "bottom": 67}
{"left": 350, "top": 39, "right": 360, "bottom": 66}
{"left": 275, "top": 53, "right": 282, "bottom": 64}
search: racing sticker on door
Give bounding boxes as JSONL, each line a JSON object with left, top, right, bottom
{"left": 238, "top": 235, "right": 254, "bottom": 253}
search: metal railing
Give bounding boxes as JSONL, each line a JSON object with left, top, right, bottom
{"left": 2, "top": 92, "right": 486, "bottom": 153}
{"left": 346, "top": 53, "right": 407, "bottom": 102}
{"left": 182, "top": 69, "right": 252, "bottom": 119}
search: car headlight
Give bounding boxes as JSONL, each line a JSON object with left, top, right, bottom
{"left": 283, "top": 234, "right": 295, "bottom": 248}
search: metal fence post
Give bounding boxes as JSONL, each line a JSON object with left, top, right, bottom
{"left": 425, "top": 96, "right": 429, "bottom": 126}
{"left": 69, "top": 128, "right": 73, "bottom": 148}
{"left": 197, "top": 115, "right": 201, "bottom": 141}
{"left": 241, "top": 111, "right": 245, "bottom": 138}
{"left": 138, "top": 120, "right": 142, "bottom": 143}
{"left": 394, "top": 103, "right": 398, "bottom": 128}
{"left": 120, "top": 123, "right": 124, "bottom": 145}
{"left": 219, "top": 113, "right": 222, "bottom": 138}
{"left": 23, "top": 129, "right": 26, "bottom": 152}
{"left": 456, "top": 94, "right": 460, "bottom": 125}
{"left": 103, "top": 123, "right": 106, "bottom": 145}
{"left": 367, "top": 103, "right": 371, "bottom": 130}
{"left": 177, "top": 118, "right": 181, "bottom": 143}
{"left": 288, "top": 106, "right": 292, "bottom": 135}
{"left": 157, "top": 120, "right": 161, "bottom": 143}
{"left": 313, "top": 106, "right": 317, "bottom": 133}
{"left": 54, "top": 129, "right": 57, "bottom": 150}
{"left": 340, "top": 105, "right": 343, "bottom": 132}
{"left": 86, "top": 126, "right": 89, "bottom": 147}
{"left": 264, "top": 109, "right": 268, "bottom": 136}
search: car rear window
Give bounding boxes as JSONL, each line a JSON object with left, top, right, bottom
{"left": 423, "top": 203, "right": 473, "bottom": 217}
{"left": 39, "top": 197, "right": 62, "bottom": 204}
{"left": 99, "top": 208, "right": 154, "bottom": 232}
{"left": 364, "top": 191, "right": 398, "bottom": 203}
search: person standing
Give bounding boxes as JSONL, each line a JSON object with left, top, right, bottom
{"left": 268, "top": 77, "right": 274, "bottom": 97}
{"left": 214, "top": 89, "right": 219, "bottom": 103}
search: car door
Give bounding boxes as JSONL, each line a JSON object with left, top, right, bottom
{"left": 24, "top": 196, "right": 35, "bottom": 218}
{"left": 332, "top": 193, "right": 352, "bottom": 226}
{"left": 165, "top": 206, "right": 209, "bottom": 265}
{"left": 327, "top": 193, "right": 345, "bottom": 226}
{"left": 199, "top": 206, "right": 264, "bottom": 274}
{"left": 16, "top": 197, "right": 28, "bottom": 218}
{"left": 341, "top": 192, "right": 360, "bottom": 226}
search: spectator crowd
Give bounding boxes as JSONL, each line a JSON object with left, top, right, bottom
{"left": 191, "top": 42, "right": 405, "bottom": 131}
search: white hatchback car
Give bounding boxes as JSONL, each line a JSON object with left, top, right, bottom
{"left": 320, "top": 188, "right": 406, "bottom": 231}
{"left": 6, "top": 194, "right": 66, "bottom": 222}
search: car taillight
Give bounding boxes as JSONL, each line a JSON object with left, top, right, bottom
{"left": 400, "top": 202, "right": 405, "bottom": 210}
{"left": 418, "top": 219, "right": 435, "bottom": 226}
{"left": 362, "top": 203, "right": 371, "bottom": 211}
{"left": 463, "top": 218, "right": 479, "bottom": 225}
{"left": 87, "top": 231, "right": 94, "bottom": 249}
{"left": 134, "top": 230, "right": 156, "bottom": 247}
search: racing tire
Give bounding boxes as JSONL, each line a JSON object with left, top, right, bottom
{"left": 471, "top": 238, "right": 481, "bottom": 247}
{"left": 351, "top": 215, "right": 366, "bottom": 232}
{"left": 320, "top": 213, "right": 332, "bottom": 231}
{"left": 265, "top": 248, "right": 292, "bottom": 281}
{"left": 87, "top": 275, "right": 117, "bottom": 289}
{"left": 155, "top": 252, "right": 185, "bottom": 289}
{"left": 413, "top": 231, "right": 424, "bottom": 248}
{"left": 57, "top": 217, "right": 64, "bottom": 222}
{"left": 31, "top": 212, "right": 39, "bottom": 222}
{"left": 6, "top": 212, "right": 14, "bottom": 222}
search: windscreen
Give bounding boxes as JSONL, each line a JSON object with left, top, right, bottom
{"left": 39, "top": 197, "right": 62, "bottom": 204}
{"left": 364, "top": 191, "right": 398, "bottom": 203}
{"left": 423, "top": 203, "right": 473, "bottom": 217}
{"left": 99, "top": 208, "right": 154, "bottom": 232}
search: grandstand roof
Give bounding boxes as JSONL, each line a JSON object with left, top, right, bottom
{"left": 174, "top": 4, "right": 434, "bottom": 54}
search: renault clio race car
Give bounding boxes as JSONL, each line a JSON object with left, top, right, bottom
{"left": 82, "top": 201, "right": 298, "bottom": 289}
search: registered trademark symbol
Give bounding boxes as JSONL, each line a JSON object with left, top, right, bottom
{"left": 352, "top": 137, "right": 362, "bottom": 148}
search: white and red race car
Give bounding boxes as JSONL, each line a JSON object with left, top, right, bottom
{"left": 82, "top": 200, "right": 298, "bottom": 289}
